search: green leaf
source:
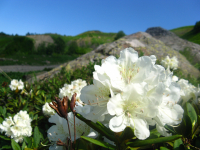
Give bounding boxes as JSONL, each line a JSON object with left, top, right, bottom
{"left": 22, "top": 141, "right": 27, "bottom": 150}
{"left": 0, "top": 145, "right": 12, "bottom": 150}
{"left": 126, "top": 135, "right": 182, "bottom": 148}
{"left": 119, "top": 126, "right": 135, "bottom": 142}
{"left": 81, "top": 136, "right": 116, "bottom": 150}
{"left": 173, "top": 138, "right": 185, "bottom": 150}
{"left": 24, "top": 137, "right": 32, "bottom": 148}
{"left": 11, "top": 139, "right": 21, "bottom": 150}
{"left": 195, "top": 137, "right": 200, "bottom": 148}
{"left": 147, "top": 128, "right": 161, "bottom": 139}
{"left": 160, "top": 147, "right": 170, "bottom": 150}
{"left": 33, "top": 126, "right": 40, "bottom": 148}
{"left": 2, "top": 107, "right": 6, "bottom": 117}
{"left": 0, "top": 117, "right": 4, "bottom": 123}
{"left": 0, "top": 135, "right": 11, "bottom": 141}
{"left": 22, "top": 102, "right": 29, "bottom": 111}
{"left": 185, "top": 102, "right": 197, "bottom": 128}
{"left": 164, "top": 125, "right": 176, "bottom": 134}
{"left": 175, "top": 115, "right": 192, "bottom": 137}
{"left": 76, "top": 113, "right": 115, "bottom": 141}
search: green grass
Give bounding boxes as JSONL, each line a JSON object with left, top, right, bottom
{"left": 170, "top": 25, "right": 200, "bottom": 45}
{"left": 0, "top": 54, "right": 79, "bottom": 65}
{"left": 47, "top": 31, "right": 117, "bottom": 53}
{"left": 170, "top": 26, "right": 194, "bottom": 37}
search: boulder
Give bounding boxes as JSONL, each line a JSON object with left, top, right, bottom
{"left": 27, "top": 31, "right": 200, "bottom": 83}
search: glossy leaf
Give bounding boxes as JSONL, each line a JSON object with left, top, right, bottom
{"left": 147, "top": 128, "right": 161, "bottom": 139}
{"left": 126, "top": 135, "right": 182, "bottom": 148}
{"left": 0, "top": 145, "right": 12, "bottom": 150}
{"left": 160, "top": 147, "right": 170, "bottom": 150}
{"left": 119, "top": 126, "right": 135, "bottom": 142}
{"left": 0, "top": 135, "right": 11, "bottom": 141}
{"left": 76, "top": 113, "right": 115, "bottom": 141}
{"left": 11, "top": 139, "right": 21, "bottom": 150}
{"left": 175, "top": 115, "right": 192, "bottom": 137}
{"left": 185, "top": 102, "right": 197, "bottom": 128}
{"left": 22, "top": 141, "right": 27, "bottom": 150}
{"left": 81, "top": 136, "right": 116, "bottom": 150}
{"left": 33, "top": 126, "right": 40, "bottom": 148}
{"left": 173, "top": 138, "right": 184, "bottom": 150}
{"left": 24, "top": 137, "right": 32, "bottom": 148}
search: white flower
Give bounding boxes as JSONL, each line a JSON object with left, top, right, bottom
{"left": 172, "top": 76, "right": 179, "bottom": 82}
{"left": 59, "top": 79, "right": 87, "bottom": 103}
{"left": 177, "top": 79, "right": 197, "bottom": 105}
{"left": 0, "top": 110, "right": 32, "bottom": 143}
{"left": 80, "top": 47, "right": 183, "bottom": 140}
{"left": 153, "top": 82, "right": 184, "bottom": 136}
{"left": 42, "top": 102, "right": 56, "bottom": 116}
{"left": 107, "top": 83, "right": 163, "bottom": 140}
{"left": 161, "top": 56, "right": 178, "bottom": 70}
{"left": 0, "top": 116, "right": 14, "bottom": 137}
{"left": 48, "top": 112, "right": 97, "bottom": 149}
{"left": 9, "top": 79, "right": 24, "bottom": 91}
{"left": 80, "top": 79, "right": 116, "bottom": 122}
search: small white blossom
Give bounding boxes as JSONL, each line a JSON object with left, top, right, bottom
{"left": 42, "top": 102, "right": 56, "bottom": 116}
{"left": 59, "top": 79, "right": 87, "bottom": 103}
{"left": 0, "top": 110, "right": 32, "bottom": 143}
{"left": 177, "top": 79, "right": 197, "bottom": 105}
{"left": 161, "top": 56, "right": 178, "bottom": 70}
{"left": 9, "top": 79, "right": 24, "bottom": 91}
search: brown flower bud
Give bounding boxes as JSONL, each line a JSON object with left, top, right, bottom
{"left": 56, "top": 138, "right": 67, "bottom": 146}
{"left": 49, "top": 96, "right": 69, "bottom": 118}
{"left": 70, "top": 93, "right": 77, "bottom": 113}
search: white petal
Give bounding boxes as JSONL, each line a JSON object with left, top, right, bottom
{"left": 156, "top": 124, "right": 172, "bottom": 137}
{"left": 132, "top": 118, "right": 150, "bottom": 140}
{"left": 109, "top": 115, "right": 126, "bottom": 132}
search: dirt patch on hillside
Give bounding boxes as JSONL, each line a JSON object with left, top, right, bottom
{"left": 26, "top": 35, "right": 54, "bottom": 49}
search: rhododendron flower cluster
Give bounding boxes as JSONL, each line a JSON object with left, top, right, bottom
{"left": 0, "top": 110, "right": 32, "bottom": 143}
{"left": 9, "top": 79, "right": 24, "bottom": 91}
{"left": 161, "top": 56, "right": 178, "bottom": 70}
{"left": 59, "top": 79, "right": 87, "bottom": 102}
{"left": 47, "top": 112, "right": 97, "bottom": 150}
{"left": 42, "top": 102, "right": 56, "bottom": 116}
{"left": 174, "top": 78, "right": 200, "bottom": 106}
{"left": 79, "top": 48, "right": 184, "bottom": 140}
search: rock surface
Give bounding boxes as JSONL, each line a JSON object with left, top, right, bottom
{"left": 26, "top": 35, "right": 54, "bottom": 49}
{"left": 146, "top": 27, "right": 200, "bottom": 63}
{"left": 27, "top": 31, "right": 200, "bottom": 83}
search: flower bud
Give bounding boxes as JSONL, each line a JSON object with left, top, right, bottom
{"left": 70, "top": 93, "right": 77, "bottom": 113}
{"left": 49, "top": 96, "right": 69, "bottom": 118}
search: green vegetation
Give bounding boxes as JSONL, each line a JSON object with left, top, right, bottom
{"left": 0, "top": 59, "right": 200, "bottom": 149}
{"left": 170, "top": 26, "right": 194, "bottom": 37}
{"left": 0, "top": 35, "right": 34, "bottom": 55}
{"left": 114, "top": 30, "right": 126, "bottom": 40}
{"left": 170, "top": 21, "right": 200, "bottom": 45}
{"left": 0, "top": 54, "right": 78, "bottom": 65}
{"left": 0, "top": 31, "right": 117, "bottom": 59}
{"left": 48, "top": 31, "right": 116, "bottom": 54}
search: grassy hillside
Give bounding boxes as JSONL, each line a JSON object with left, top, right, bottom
{"left": 47, "top": 30, "right": 116, "bottom": 54}
{"left": 170, "top": 25, "right": 200, "bottom": 45}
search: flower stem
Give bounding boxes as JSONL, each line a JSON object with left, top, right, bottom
{"left": 65, "top": 116, "right": 73, "bottom": 150}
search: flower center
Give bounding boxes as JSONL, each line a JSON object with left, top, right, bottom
{"left": 120, "top": 64, "right": 139, "bottom": 84}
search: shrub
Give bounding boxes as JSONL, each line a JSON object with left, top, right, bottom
{"left": 114, "top": 30, "right": 126, "bottom": 40}
{"left": 192, "top": 21, "right": 200, "bottom": 33}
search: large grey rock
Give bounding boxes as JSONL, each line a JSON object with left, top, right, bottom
{"left": 146, "top": 27, "right": 200, "bottom": 63}
{"left": 27, "top": 31, "right": 200, "bottom": 83}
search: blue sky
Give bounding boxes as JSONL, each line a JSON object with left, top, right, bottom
{"left": 0, "top": 0, "right": 199, "bottom": 36}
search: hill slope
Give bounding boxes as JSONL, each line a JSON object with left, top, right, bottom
{"left": 170, "top": 25, "right": 200, "bottom": 45}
